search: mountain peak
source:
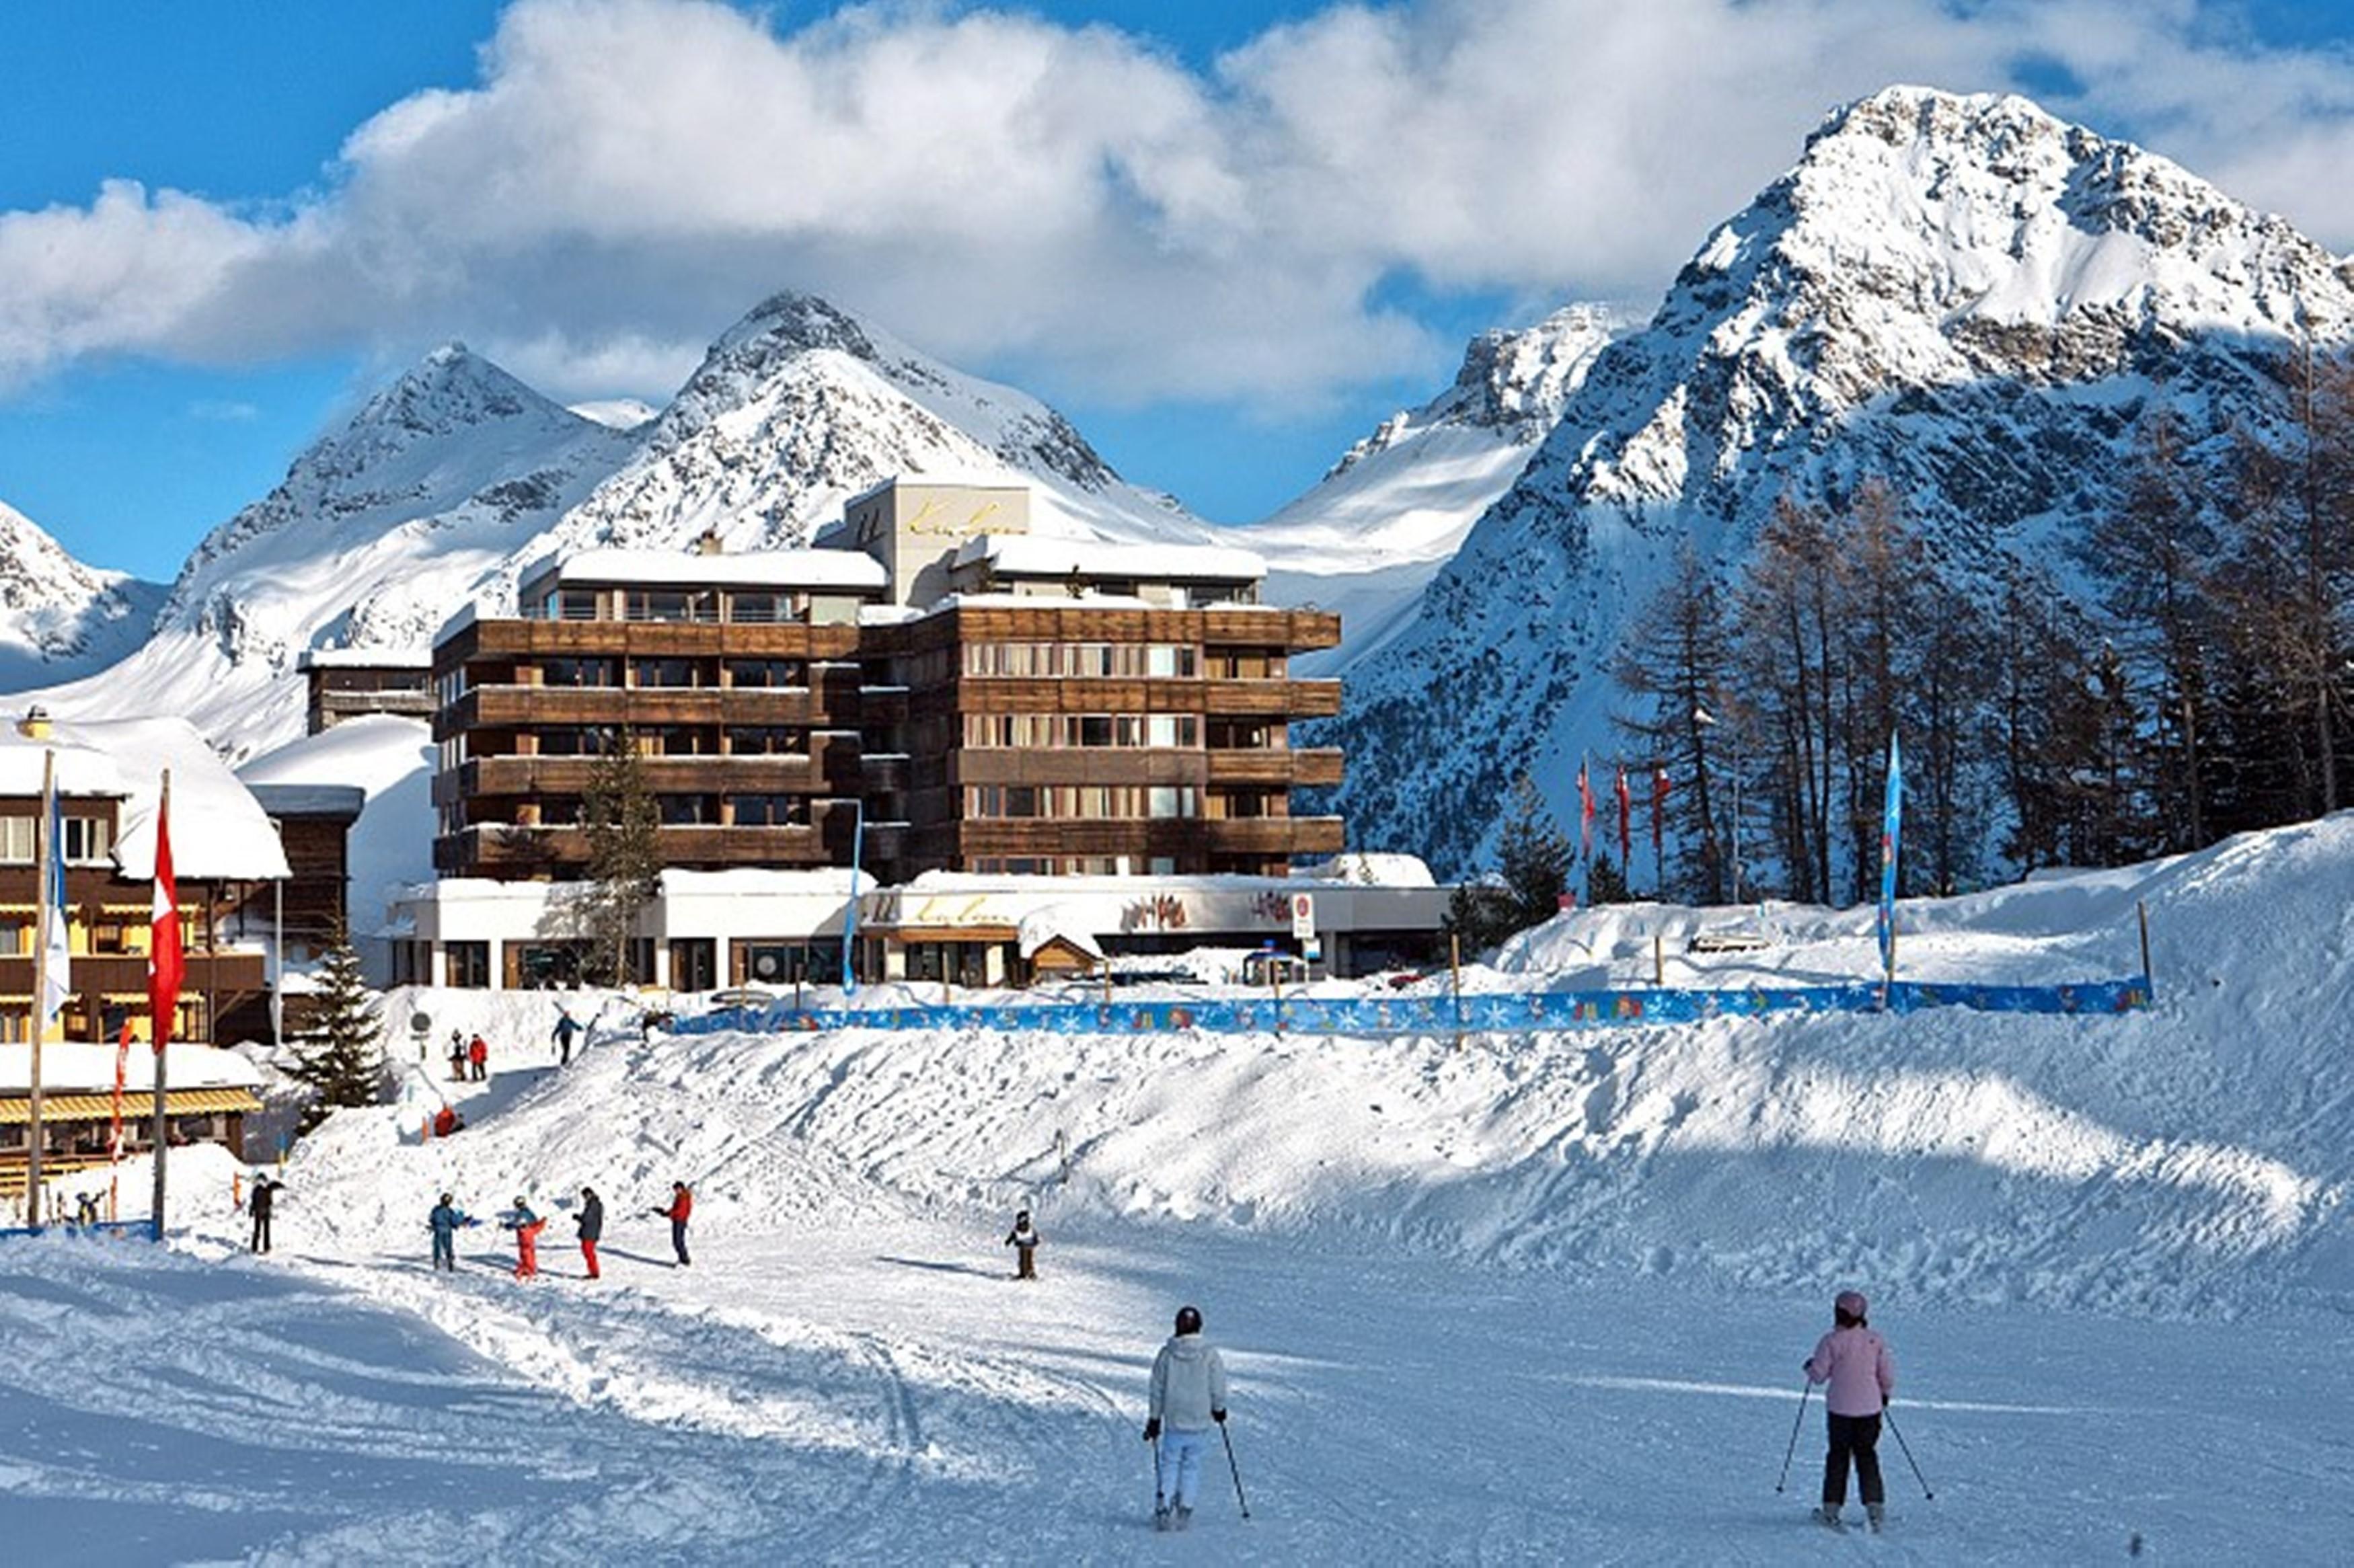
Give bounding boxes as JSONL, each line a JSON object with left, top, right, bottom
{"left": 351, "top": 343, "right": 571, "bottom": 441}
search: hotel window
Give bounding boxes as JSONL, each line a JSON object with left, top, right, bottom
{"left": 63, "top": 816, "right": 112, "bottom": 863}
{"left": 658, "top": 795, "right": 719, "bottom": 826}
{"left": 624, "top": 589, "right": 716, "bottom": 623}
{"left": 549, "top": 588, "right": 600, "bottom": 621}
{"left": 726, "top": 658, "right": 806, "bottom": 689}
{"left": 1145, "top": 644, "right": 1198, "bottom": 678}
{"left": 726, "top": 590, "right": 792, "bottom": 625}
{"left": 543, "top": 657, "right": 619, "bottom": 688}
{"left": 726, "top": 726, "right": 808, "bottom": 756}
{"left": 645, "top": 727, "right": 713, "bottom": 756}
{"left": 0, "top": 818, "right": 31, "bottom": 862}
{"left": 729, "top": 794, "right": 804, "bottom": 827}
{"left": 447, "top": 941, "right": 490, "bottom": 989}
{"left": 537, "top": 726, "right": 621, "bottom": 757}
{"left": 630, "top": 658, "right": 704, "bottom": 689}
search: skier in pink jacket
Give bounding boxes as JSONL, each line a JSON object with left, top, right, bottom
{"left": 1803, "top": 1289, "right": 1896, "bottom": 1532}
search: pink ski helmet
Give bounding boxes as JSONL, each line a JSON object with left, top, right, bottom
{"left": 1835, "top": 1290, "right": 1868, "bottom": 1319}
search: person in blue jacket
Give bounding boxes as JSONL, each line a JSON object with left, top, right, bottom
{"left": 428, "top": 1193, "right": 470, "bottom": 1272}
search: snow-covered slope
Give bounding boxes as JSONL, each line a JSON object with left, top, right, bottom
{"left": 19, "top": 346, "right": 640, "bottom": 758}
{"left": 1334, "top": 85, "right": 2354, "bottom": 871}
{"left": 9, "top": 816, "right": 2354, "bottom": 1561}
{"left": 538, "top": 290, "right": 1216, "bottom": 557}
{"left": 0, "top": 497, "right": 165, "bottom": 690}
{"left": 1246, "top": 304, "right": 1624, "bottom": 670}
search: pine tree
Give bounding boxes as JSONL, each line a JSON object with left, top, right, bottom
{"left": 580, "top": 732, "right": 662, "bottom": 986}
{"left": 289, "top": 926, "right": 385, "bottom": 1134}
{"left": 1445, "top": 773, "right": 1574, "bottom": 953}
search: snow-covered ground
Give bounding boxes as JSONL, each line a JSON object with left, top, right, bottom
{"left": 5, "top": 818, "right": 2353, "bottom": 1563}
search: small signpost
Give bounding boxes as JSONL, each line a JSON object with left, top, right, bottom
{"left": 409, "top": 1011, "right": 432, "bottom": 1062}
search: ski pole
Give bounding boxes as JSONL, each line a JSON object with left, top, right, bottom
{"left": 1219, "top": 1421, "right": 1252, "bottom": 1520}
{"left": 1883, "top": 1406, "right": 1934, "bottom": 1500}
{"left": 1775, "top": 1380, "right": 1811, "bottom": 1493}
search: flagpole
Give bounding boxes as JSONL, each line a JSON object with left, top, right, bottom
{"left": 150, "top": 769, "right": 172, "bottom": 1242}
{"left": 28, "top": 749, "right": 52, "bottom": 1222}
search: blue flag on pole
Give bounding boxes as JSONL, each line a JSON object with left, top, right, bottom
{"left": 1876, "top": 731, "right": 1903, "bottom": 982}
{"left": 40, "top": 777, "right": 71, "bottom": 1027}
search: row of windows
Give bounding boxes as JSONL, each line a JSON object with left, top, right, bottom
{"left": 0, "top": 816, "right": 114, "bottom": 864}
{"left": 962, "top": 643, "right": 1200, "bottom": 679}
{"left": 971, "top": 855, "right": 1180, "bottom": 875}
{"left": 533, "top": 657, "right": 810, "bottom": 690}
{"left": 966, "top": 785, "right": 1199, "bottom": 820}
{"left": 962, "top": 713, "right": 1201, "bottom": 749}
{"left": 529, "top": 588, "right": 825, "bottom": 626}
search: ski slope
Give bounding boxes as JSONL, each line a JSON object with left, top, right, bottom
{"left": 4, "top": 818, "right": 2353, "bottom": 1563}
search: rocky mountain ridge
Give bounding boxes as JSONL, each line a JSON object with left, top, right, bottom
{"left": 1330, "top": 85, "right": 2354, "bottom": 871}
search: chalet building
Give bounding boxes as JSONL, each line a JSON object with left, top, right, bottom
{"left": 299, "top": 648, "right": 434, "bottom": 734}
{"left": 0, "top": 709, "right": 288, "bottom": 1187}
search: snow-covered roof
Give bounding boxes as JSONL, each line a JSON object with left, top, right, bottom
{"left": 0, "top": 716, "right": 292, "bottom": 881}
{"left": 517, "top": 548, "right": 887, "bottom": 598}
{"left": 245, "top": 782, "right": 368, "bottom": 819}
{"left": 297, "top": 647, "right": 432, "bottom": 670}
{"left": 0, "top": 726, "right": 127, "bottom": 798}
{"left": 844, "top": 472, "right": 1032, "bottom": 508}
{"left": 952, "top": 533, "right": 1264, "bottom": 583}
{"left": 0, "top": 1041, "right": 261, "bottom": 1094}
{"left": 1018, "top": 909, "right": 1105, "bottom": 962}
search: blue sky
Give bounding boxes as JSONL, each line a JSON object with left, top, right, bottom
{"left": 4, "top": 1, "right": 2354, "bottom": 580}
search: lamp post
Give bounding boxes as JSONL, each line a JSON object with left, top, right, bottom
{"left": 1694, "top": 706, "right": 1742, "bottom": 906}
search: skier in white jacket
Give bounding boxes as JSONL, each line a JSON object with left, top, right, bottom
{"left": 1142, "top": 1304, "right": 1229, "bottom": 1532}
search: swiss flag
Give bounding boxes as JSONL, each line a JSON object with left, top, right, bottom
{"left": 148, "top": 803, "right": 183, "bottom": 1053}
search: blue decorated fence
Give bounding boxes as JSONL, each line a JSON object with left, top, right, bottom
{"left": 672, "top": 975, "right": 2154, "bottom": 1040}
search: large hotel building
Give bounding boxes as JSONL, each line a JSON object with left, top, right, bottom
{"left": 399, "top": 479, "right": 1423, "bottom": 990}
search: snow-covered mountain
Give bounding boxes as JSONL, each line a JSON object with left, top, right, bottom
{"left": 1334, "top": 85, "right": 2354, "bottom": 871}
{"left": 11, "top": 296, "right": 1220, "bottom": 760}
{"left": 1245, "top": 304, "right": 1624, "bottom": 671}
{"left": 538, "top": 290, "right": 1214, "bottom": 557}
{"left": 19, "top": 345, "right": 638, "bottom": 757}
{"left": 0, "top": 498, "right": 165, "bottom": 691}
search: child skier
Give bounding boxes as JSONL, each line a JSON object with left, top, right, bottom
{"left": 503, "top": 1196, "right": 547, "bottom": 1279}
{"left": 1003, "top": 1208, "right": 1040, "bottom": 1280}
{"left": 1802, "top": 1289, "right": 1897, "bottom": 1532}
{"left": 428, "top": 1193, "right": 470, "bottom": 1272}
{"left": 1142, "top": 1304, "right": 1229, "bottom": 1532}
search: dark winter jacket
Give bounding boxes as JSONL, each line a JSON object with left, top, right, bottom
{"left": 250, "top": 1180, "right": 279, "bottom": 1218}
{"left": 429, "top": 1202, "right": 467, "bottom": 1239}
{"left": 1004, "top": 1219, "right": 1038, "bottom": 1250}
{"left": 578, "top": 1193, "right": 604, "bottom": 1242}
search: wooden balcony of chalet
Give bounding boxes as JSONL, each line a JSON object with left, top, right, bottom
{"left": 439, "top": 618, "right": 865, "bottom": 664}
{"left": 1205, "top": 747, "right": 1344, "bottom": 789}
{"left": 435, "top": 821, "right": 839, "bottom": 874}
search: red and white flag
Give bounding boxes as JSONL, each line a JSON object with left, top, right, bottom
{"left": 1614, "top": 765, "right": 1632, "bottom": 865}
{"left": 148, "top": 802, "right": 183, "bottom": 1053}
{"left": 1577, "top": 758, "right": 1594, "bottom": 861}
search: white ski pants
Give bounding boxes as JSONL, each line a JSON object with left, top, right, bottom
{"left": 1156, "top": 1427, "right": 1210, "bottom": 1509}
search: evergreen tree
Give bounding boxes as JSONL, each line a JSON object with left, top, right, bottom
{"left": 1610, "top": 541, "right": 1737, "bottom": 902}
{"left": 289, "top": 926, "right": 386, "bottom": 1134}
{"left": 580, "top": 732, "right": 662, "bottom": 986}
{"left": 1445, "top": 773, "right": 1574, "bottom": 953}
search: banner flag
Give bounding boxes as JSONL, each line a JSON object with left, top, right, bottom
{"left": 1876, "top": 731, "right": 1903, "bottom": 982}
{"left": 149, "top": 798, "right": 184, "bottom": 1052}
{"left": 1614, "top": 765, "right": 1632, "bottom": 865}
{"left": 39, "top": 775, "right": 69, "bottom": 1027}
{"left": 1577, "top": 757, "right": 1594, "bottom": 861}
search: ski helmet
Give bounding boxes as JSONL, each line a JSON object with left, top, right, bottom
{"left": 1835, "top": 1290, "right": 1868, "bottom": 1320}
{"left": 1174, "top": 1304, "right": 1203, "bottom": 1335}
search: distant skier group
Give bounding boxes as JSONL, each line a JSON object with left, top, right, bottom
{"left": 422, "top": 1180, "right": 693, "bottom": 1279}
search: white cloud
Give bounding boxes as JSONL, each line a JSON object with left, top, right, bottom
{"left": 1, "top": 0, "right": 2352, "bottom": 410}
